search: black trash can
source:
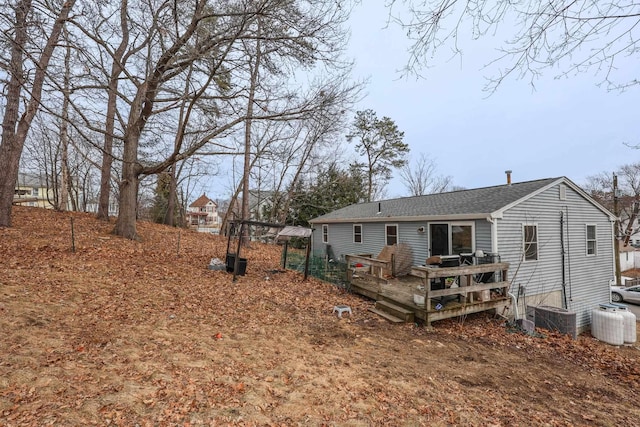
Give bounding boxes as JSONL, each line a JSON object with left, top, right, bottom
{"left": 226, "top": 254, "right": 247, "bottom": 275}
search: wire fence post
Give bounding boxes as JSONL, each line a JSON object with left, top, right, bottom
{"left": 70, "top": 217, "right": 76, "bottom": 253}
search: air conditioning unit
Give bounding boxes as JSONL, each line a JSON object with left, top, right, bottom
{"left": 526, "top": 305, "right": 577, "bottom": 339}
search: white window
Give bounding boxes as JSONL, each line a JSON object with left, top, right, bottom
{"left": 322, "top": 224, "right": 328, "bottom": 243}
{"left": 385, "top": 224, "right": 398, "bottom": 246}
{"left": 523, "top": 224, "right": 538, "bottom": 261}
{"left": 353, "top": 224, "right": 362, "bottom": 244}
{"left": 32, "top": 188, "right": 38, "bottom": 196}
{"left": 586, "top": 224, "right": 597, "bottom": 256}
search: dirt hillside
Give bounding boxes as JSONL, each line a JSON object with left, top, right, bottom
{"left": 1, "top": 206, "right": 639, "bottom": 426}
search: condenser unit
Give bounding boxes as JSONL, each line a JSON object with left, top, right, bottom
{"left": 526, "top": 305, "right": 577, "bottom": 339}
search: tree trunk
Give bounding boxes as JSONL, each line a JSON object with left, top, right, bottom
{"left": 0, "top": 0, "right": 30, "bottom": 226}
{"left": 97, "top": 0, "right": 129, "bottom": 221}
{"left": 59, "top": 29, "right": 72, "bottom": 211}
{"left": 240, "top": 20, "right": 262, "bottom": 244}
{"left": 113, "top": 133, "right": 141, "bottom": 239}
{"left": 164, "top": 165, "right": 177, "bottom": 226}
{"left": 0, "top": 0, "right": 75, "bottom": 226}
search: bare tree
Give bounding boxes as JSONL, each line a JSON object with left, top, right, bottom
{"left": 95, "top": 0, "right": 131, "bottom": 221}
{"left": 390, "top": 1, "right": 640, "bottom": 92}
{"left": 2, "top": 0, "right": 357, "bottom": 240}
{"left": 0, "top": 0, "right": 76, "bottom": 227}
{"left": 584, "top": 165, "right": 640, "bottom": 244}
{"left": 400, "top": 152, "right": 452, "bottom": 196}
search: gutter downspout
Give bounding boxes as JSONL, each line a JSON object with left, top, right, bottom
{"left": 486, "top": 215, "right": 499, "bottom": 255}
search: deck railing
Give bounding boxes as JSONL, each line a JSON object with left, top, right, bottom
{"left": 410, "top": 262, "right": 511, "bottom": 322}
{"left": 345, "top": 254, "right": 394, "bottom": 280}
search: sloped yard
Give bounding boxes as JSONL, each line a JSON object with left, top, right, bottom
{"left": 1, "top": 206, "right": 639, "bottom": 426}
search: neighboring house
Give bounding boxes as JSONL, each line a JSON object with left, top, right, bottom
{"left": 13, "top": 173, "right": 56, "bottom": 209}
{"left": 224, "top": 190, "right": 278, "bottom": 222}
{"left": 84, "top": 198, "right": 120, "bottom": 217}
{"left": 248, "top": 189, "right": 277, "bottom": 221}
{"left": 222, "top": 190, "right": 281, "bottom": 239}
{"left": 309, "top": 176, "right": 616, "bottom": 332}
{"left": 618, "top": 241, "right": 640, "bottom": 272}
{"left": 622, "top": 218, "right": 640, "bottom": 248}
{"left": 186, "top": 194, "right": 220, "bottom": 232}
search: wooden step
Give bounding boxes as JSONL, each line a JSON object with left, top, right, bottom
{"left": 368, "top": 307, "right": 405, "bottom": 323}
{"left": 375, "top": 300, "right": 415, "bottom": 323}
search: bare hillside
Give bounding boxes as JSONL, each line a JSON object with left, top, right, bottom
{"left": 1, "top": 206, "right": 638, "bottom": 426}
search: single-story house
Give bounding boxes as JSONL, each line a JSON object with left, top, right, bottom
{"left": 309, "top": 176, "right": 616, "bottom": 332}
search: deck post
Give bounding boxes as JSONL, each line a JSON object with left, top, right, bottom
{"left": 303, "top": 238, "right": 311, "bottom": 281}
{"left": 282, "top": 241, "right": 288, "bottom": 269}
{"left": 391, "top": 253, "right": 396, "bottom": 277}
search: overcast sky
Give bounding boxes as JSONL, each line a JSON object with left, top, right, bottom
{"left": 347, "top": 3, "right": 640, "bottom": 198}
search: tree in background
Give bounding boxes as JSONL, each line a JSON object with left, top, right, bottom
{"left": 347, "top": 109, "right": 409, "bottom": 202}
{"left": 150, "top": 172, "right": 172, "bottom": 225}
{"left": 282, "top": 162, "right": 367, "bottom": 227}
{"left": 584, "top": 163, "right": 640, "bottom": 244}
{"left": 390, "top": 1, "right": 640, "bottom": 92}
{"left": 400, "top": 153, "right": 452, "bottom": 196}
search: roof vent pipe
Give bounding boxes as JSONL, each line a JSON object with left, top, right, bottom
{"left": 505, "top": 170, "right": 512, "bottom": 185}
{"left": 378, "top": 202, "right": 381, "bottom": 213}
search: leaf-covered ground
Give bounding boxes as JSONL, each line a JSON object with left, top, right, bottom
{"left": 1, "top": 206, "right": 639, "bottom": 426}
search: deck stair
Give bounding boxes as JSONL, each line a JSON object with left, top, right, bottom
{"left": 369, "top": 300, "right": 414, "bottom": 323}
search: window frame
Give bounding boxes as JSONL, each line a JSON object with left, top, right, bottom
{"left": 586, "top": 224, "right": 597, "bottom": 256}
{"left": 385, "top": 224, "right": 398, "bottom": 246}
{"left": 322, "top": 224, "right": 328, "bottom": 244}
{"left": 523, "top": 224, "right": 539, "bottom": 261}
{"left": 429, "top": 222, "right": 476, "bottom": 256}
{"left": 450, "top": 222, "right": 474, "bottom": 255}
{"left": 353, "top": 224, "right": 362, "bottom": 244}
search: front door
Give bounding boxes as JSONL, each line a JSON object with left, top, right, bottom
{"left": 430, "top": 223, "right": 449, "bottom": 256}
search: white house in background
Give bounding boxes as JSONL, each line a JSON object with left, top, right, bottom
{"left": 186, "top": 193, "right": 220, "bottom": 232}
{"left": 309, "top": 176, "right": 617, "bottom": 333}
{"left": 13, "top": 173, "right": 56, "bottom": 209}
{"left": 618, "top": 241, "right": 640, "bottom": 272}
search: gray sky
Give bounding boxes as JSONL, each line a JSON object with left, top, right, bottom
{"left": 347, "top": 3, "right": 640, "bottom": 198}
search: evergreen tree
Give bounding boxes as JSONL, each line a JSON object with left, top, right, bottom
{"left": 150, "top": 173, "right": 171, "bottom": 224}
{"left": 347, "top": 109, "right": 409, "bottom": 202}
{"left": 287, "top": 163, "right": 367, "bottom": 227}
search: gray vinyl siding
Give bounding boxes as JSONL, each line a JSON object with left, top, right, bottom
{"left": 313, "top": 220, "right": 489, "bottom": 267}
{"left": 313, "top": 222, "right": 429, "bottom": 265}
{"left": 497, "top": 183, "right": 613, "bottom": 330}
{"left": 398, "top": 222, "right": 429, "bottom": 265}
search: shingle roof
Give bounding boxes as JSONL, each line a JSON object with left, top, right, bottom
{"left": 309, "top": 177, "right": 562, "bottom": 223}
{"left": 189, "top": 194, "right": 215, "bottom": 208}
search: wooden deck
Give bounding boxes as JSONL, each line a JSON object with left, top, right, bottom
{"left": 347, "top": 259, "right": 512, "bottom": 326}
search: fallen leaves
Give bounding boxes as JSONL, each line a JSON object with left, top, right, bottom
{"left": 1, "top": 206, "right": 640, "bottom": 426}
